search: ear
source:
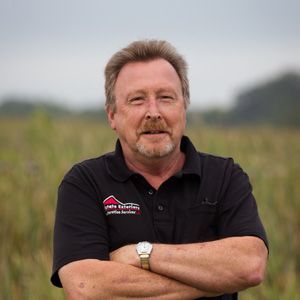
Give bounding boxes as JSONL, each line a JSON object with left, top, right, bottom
{"left": 106, "top": 106, "right": 116, "bottom": 130}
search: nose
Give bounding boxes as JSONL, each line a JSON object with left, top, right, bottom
{"left": 145, "top": 98, "right": 161, "bottom": 120}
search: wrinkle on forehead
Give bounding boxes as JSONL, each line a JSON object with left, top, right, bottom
{"left": 114, "top": 59, "right": 183, "bottom": 99}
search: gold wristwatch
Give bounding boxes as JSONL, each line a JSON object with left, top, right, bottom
{"left": 136, "top": 241, "right": 153, "bottom": 270}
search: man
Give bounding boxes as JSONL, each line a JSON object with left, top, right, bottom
{"left": 51, "top": 40, "right": 268, "bottom": 299}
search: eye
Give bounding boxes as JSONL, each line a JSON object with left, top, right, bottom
{"left": 160, "top": 95, "right": 174, "bottom": 102}
{"left": 129, "top": 96, "right": 145, "bottom": 104}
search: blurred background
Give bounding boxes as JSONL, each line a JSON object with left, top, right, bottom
{"left": 0, "top": 0, "right": 299, "bottom": 299}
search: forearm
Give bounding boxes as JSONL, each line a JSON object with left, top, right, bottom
{"left": 111, "top": 236, "right": 268, "bottom": 294}
{"left": 150, "top": 236, "right": 268, "bottom": 293}
{"left": 59, "top": 259, "right": 216, "bottom": 299}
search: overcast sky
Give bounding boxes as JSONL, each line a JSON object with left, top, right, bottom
{"left": 1, "top": 0, "right": 300, "bottom": 110}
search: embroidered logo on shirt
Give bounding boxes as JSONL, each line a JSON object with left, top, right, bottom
{"left": 103, "top": 195, "right": 141, "bottom": 216}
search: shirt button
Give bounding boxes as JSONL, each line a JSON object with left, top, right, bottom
{"left": 157, "top": 204, "right": 164, "bottom": 211}
{"left": 148, "top": 189, "right": 154, "bottom": 195}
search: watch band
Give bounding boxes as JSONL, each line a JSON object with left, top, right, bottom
{"left": 139, "top": 253, "right": 150, "bottom": 270}
{"left": 136, "top": 241, "right": 152, "bottom": 270}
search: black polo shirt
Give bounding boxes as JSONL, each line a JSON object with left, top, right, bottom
{"left": 51, "top": 136, "right": 268, "bottom": 299}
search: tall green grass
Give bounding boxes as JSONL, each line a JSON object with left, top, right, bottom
{"left": 1, "top": 112, "right": 299, "bottom": 299}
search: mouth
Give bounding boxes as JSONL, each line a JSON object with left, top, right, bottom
{"left": 138, "top": 120, "right": 170, "bottom": 137}
{"left": 142, "top": 130, "right": 167, "bottom": 135}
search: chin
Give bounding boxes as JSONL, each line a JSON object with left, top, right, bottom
{"left": 136, "top": 142, "right": 175, "bottom": 158}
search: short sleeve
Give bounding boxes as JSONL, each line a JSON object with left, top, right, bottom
{"left": 217, "top": 162, "right": 268, "bottom": 249}
{"left": 51, "top": 165, "right": 109, "bottom": 287}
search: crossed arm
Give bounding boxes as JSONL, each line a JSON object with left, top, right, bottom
{"left": 59, "top": 236, "right": 268, "bottom": 299}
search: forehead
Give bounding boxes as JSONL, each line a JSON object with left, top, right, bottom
{"left": 115, "top": 59, "right": 182, "bottom": 94}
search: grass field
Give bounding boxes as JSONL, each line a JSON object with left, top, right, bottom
{"left": 1, "top": 111, "right": 299, "bottom": 299}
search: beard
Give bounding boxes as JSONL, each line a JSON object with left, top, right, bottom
{"left": 136, "top": 140, "right": 175, "bottom": 158}
{"left": 136, "top": 119, "right": 175, "bottom": 158}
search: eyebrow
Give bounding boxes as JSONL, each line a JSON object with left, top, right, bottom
{"left": 127, "top": 87, "right": 178, "bottom": 99}
{"left": 156, "top": 88, "right": 177, "bottom": 94}
{"left": 130, "top": 88, "right": 176, "bottom": 94}
{"left": 128, "top": 89, "right": 147, "bottom": 96}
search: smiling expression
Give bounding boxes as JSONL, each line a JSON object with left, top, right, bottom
{"left": 107, "top": 58, "right": 187, "bottom": 160}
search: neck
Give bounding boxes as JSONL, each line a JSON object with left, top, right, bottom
{"left": 124, "top": 148, "right": 185, "bottom": 189}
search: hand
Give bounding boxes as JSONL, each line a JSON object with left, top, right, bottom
{"left": 109, "top": 244, "right": 140, "bottom": 268}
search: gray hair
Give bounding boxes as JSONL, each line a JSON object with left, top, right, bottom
{"left": 104, "top": 40, "right": 190, "bottom": 111}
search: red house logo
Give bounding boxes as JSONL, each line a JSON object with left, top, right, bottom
{"left": 103, "top": 195, "right": 141, "bottom": 216}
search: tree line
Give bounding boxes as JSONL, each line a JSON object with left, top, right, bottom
{"left": 1, "top": 71, "right": 299, "bottom": 127}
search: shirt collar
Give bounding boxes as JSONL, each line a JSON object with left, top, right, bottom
{"left": 105, "top": 135, "right": 202, "bottom": 182}
{"left": 105, "top": 139, "right": 134, "bottom": 182}
{"left": 177, "top": 136, "right": 202, "bottom": 177}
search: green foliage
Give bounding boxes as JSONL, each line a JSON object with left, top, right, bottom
{"left": 2, "top": 70, "right": 300, "bottom": 127}
{"left": 0, "top": 98, "right": 107, "bottom": 121}
{"left": 0, "top": 98, "right": 71, "bottom": 118}
{"left": 0, "top": 117, "right": 299, "bottom": 299}
{"left": 191, "top": 71, "right": 300, "bottom": 127}
{"left": 229, "top": 72, "right": 300, "bottom": 126}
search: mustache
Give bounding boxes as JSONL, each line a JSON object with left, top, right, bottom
{"left": 137, "top": 120, "right": 170, "bottom": 134}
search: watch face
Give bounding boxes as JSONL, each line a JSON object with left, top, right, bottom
{"left": 136, "top": 241, "right": 153, "bottom": 254}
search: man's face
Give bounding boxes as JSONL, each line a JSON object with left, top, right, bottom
{"left": 107, "top": 58, "right": 186, "bottom": 160}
